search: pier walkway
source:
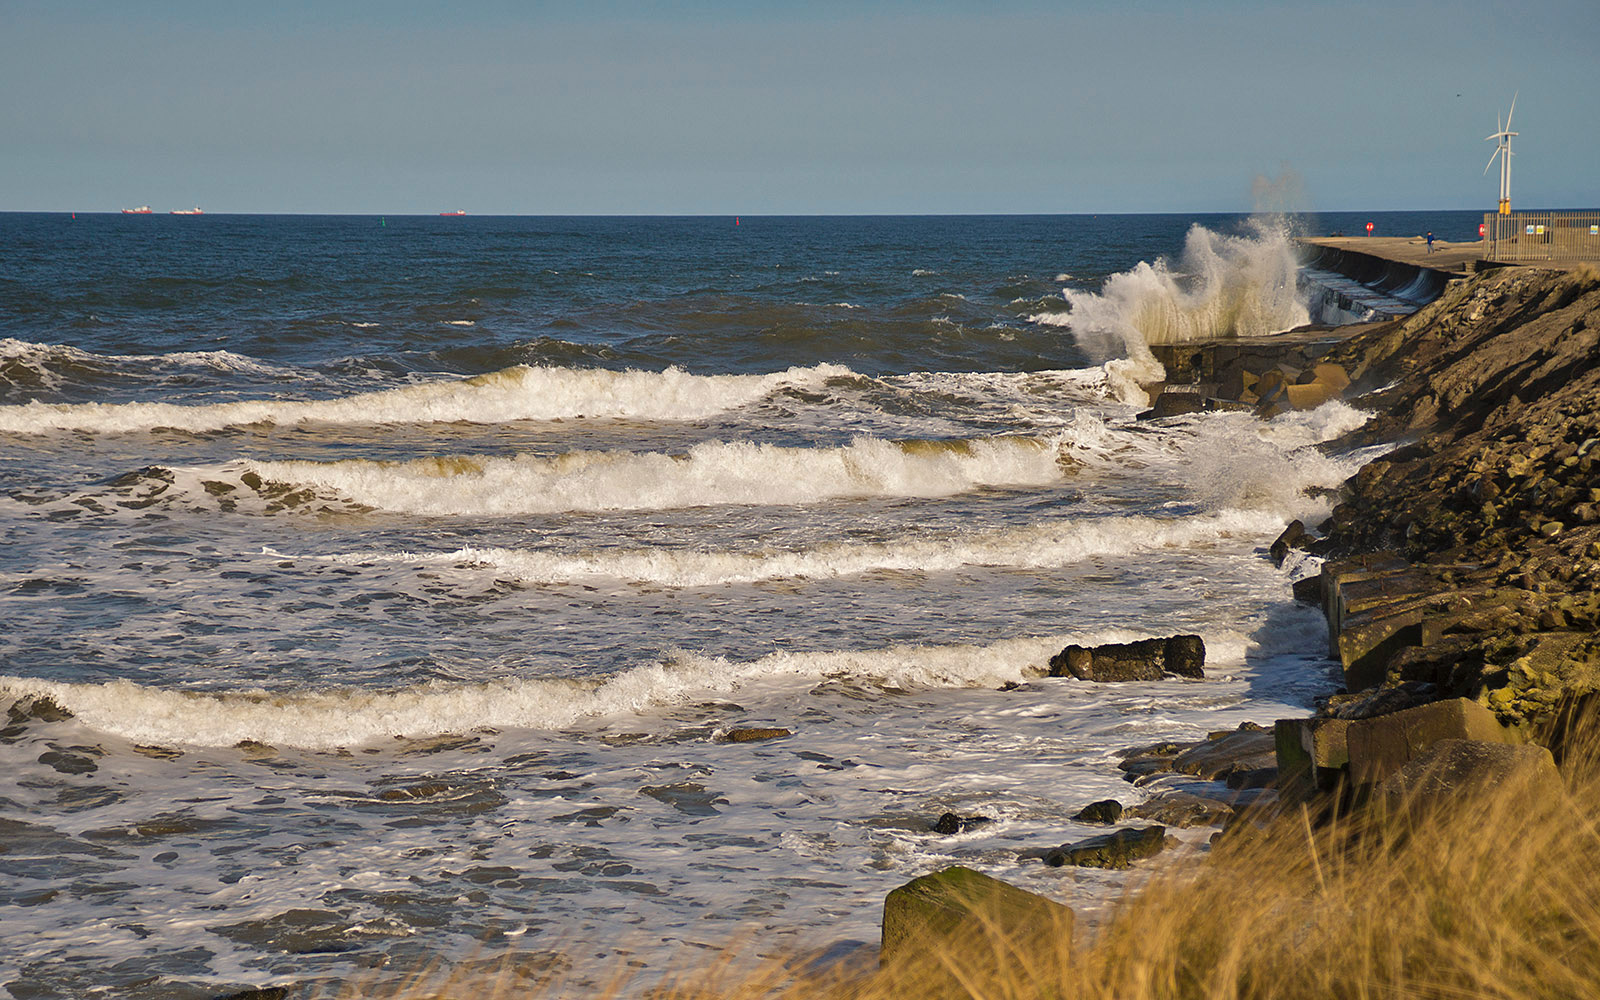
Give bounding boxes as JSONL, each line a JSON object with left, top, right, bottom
{"left": 1298, "top": 236, "right": 1480, "bottom": 277}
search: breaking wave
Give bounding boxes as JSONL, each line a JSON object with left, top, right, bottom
{"left": 237, "top": 433, "right": 1074, "bottom": 516}
{"left": 0, "top": 628, "right": 1226, "bottom": 748}
{"left": 283, "top": 508, "right": 1289, "bottom": 587}
{"left": 0, "top": 362, "right": 852, "bottom": 434}
{"left": 1028, "top": 222, "right": 1310, "bottom": 355}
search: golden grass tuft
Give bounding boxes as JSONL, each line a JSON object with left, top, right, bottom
{"left": 345, "top": 728, "right": 1600, "bottom": 1000}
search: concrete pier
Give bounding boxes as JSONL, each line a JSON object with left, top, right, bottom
{"left": 1299, "top": 236, "right": 1483, "bottom": 277}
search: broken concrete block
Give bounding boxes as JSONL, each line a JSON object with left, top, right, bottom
{"left": 1375, "top": 739, "right": 1561, "bottom": 816}
{"left": 1346, "top": 698, "right": 1524, "bottom": 789}
{"left": 1274, "top": 717, "right": 1353, "bottom": 800}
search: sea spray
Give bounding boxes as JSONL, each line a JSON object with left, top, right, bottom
{"left": 1031, "top": 221, "right": 1312, "bottom": 402}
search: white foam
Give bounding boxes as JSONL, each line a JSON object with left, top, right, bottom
{"left": 1028, "top": 222, "right": 1310, "bottom": 357}
{"left": 0, "top": 337, "right": 294, "bottom": 381}
{"left": 0, "top": 363, "right": 852, "bottom": 435}
{"left": 284, "top": 507, "right": 1290, "bottom": 587}
{"left": 236, "top": 432, "right": 1069, "bottom": 515}
{"left": 0, "top": 635, "right": 1078, "bottom": 748}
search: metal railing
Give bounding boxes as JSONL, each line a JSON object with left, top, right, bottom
{"left": 1484, "top": 211, "right": 1600, "bottom": 263}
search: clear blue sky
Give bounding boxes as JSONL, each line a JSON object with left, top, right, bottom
{"left": 3, "top": 0, "right": 1595, "bottom": 214}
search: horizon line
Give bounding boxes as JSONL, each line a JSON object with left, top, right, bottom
{"left": 4, "top": 207, "right": 1576, "bottom": 218}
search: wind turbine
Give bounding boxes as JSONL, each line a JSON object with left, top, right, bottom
{"left": 1484, "top": 92, "right": 1518, "bottom": 216}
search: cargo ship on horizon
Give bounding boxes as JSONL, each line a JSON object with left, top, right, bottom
{"left": 121, "top": 206, "right": 152, "bottom": 214}
{"left": 170, "top": 207, "right": 204, "bottom": 215}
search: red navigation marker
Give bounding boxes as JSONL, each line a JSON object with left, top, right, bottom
{"left": 1366, "top": 222, "right": 1374, "bottom": 235}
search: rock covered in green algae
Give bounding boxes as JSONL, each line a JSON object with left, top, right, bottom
{"left": 1042, "top": 825, "right": 1168, "bottom": 869}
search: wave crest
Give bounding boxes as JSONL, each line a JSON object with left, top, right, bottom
{"left": 239, "top": 433, "right": 1073, "bottom": 516}
{"left": 0, "top": 363, "right": 852, "bottom": 435}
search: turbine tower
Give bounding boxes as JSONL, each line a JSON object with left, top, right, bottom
{"left": 1484, "top": 92, "right": 1518, "bottom": 216}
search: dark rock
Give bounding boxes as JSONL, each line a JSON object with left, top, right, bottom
{"left": 722, "top": 726, "right": 791, "bottom": 743}
{"left": 1323, "top": 681, "right": 1440, "bottom": 720}
{"left": 1043, "top": 826, "right": 1167, "bottom": 869}
{"left": 932, "top": 812, "right": 992, "bottom": 835}
{"left": 6, "top": 695, "right": 73, "bottom": 723}
{"left": 1137, "top": 391, "right": 1206, "bottom": 421}
{"left": 1070, "top": 799, "right": 1123, "bottom": 825}
{"left": 1270, "top": 520, "right": 1309, "bottom": 567}
{"left": 1049, "top": 635, "right": 1205, "bottom": 682}
{"left": 213, "top": 989, "right": 290, "bottom": 1000}
{"left": 1225, "top": 766, "right": 1279, "bottom": 790}
{"left": 1292, "top": 574, "right": 1324, "bottom": 605}
{"left": 1171, "top": 726, "right": 1277, "bottom": 780}
{"left": 38, "top": 750, "right": 97, "bottom": 775}
{"left": 1117, "top": 755, "right": 1174, "bottom": 782}
{"left": 1124, "top": 791, "right": 1234, "bottom": 828}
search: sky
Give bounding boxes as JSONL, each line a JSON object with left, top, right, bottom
{"left": 2, "top": 0, "right": 1596, "bottom": 215}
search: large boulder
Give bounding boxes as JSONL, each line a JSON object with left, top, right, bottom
{"left": 1374, "top": 738, "right": 1562, "bottom": 816}
{"left": 1346, "top": 697, "right": 1525, "bottom": 791}
{"left": 880, "top": 866, "right": 1072, "bottom": 996}
{"left": 1049, "top": 635, "right": 1205, "bottom": 682}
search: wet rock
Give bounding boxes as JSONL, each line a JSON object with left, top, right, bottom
{"left": 1292, "top": 574, "right": 1324, "bottom": 605}
{"left": 37, "top": 749, "right": 98, "bottom": 775}
{"left": 880, "top": 866, "right": 1072, "bottom": 994}
{"left": 6, "top": 695, "right": 73, "bottom": 724}
{"left": 721, "top": 726, "right": 792, "bottom": 743}
{"left": 1171, "top": 725, "right": 1276, "bottom": 780}
{"left": 1117, "top": 753, "right": 1176, "bottom": 782}
{"left": 1049, "top": 635, "right": 1205, "bottom": 682}
{"left": 1041, "top": 825, "right": 1167, "bottom": 869}
{"left": 1270, "top": 520, "right": 1309, "bottom": 567}
{"left": 213, "top": 989, "right": 290, "bottom": 1000}
{"left": 1137, "top": 390, "right": 1205, "bottom": 421}
{"left": 1070, "top": 799, "right": 1123, "bottom": 825}
{"left": 1124, "top": 791, "right": 1235, "bottom": 828}
{"left": 932, "top": 812, "right": 992, "bottom": 835}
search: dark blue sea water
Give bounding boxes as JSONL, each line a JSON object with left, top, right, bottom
{"left": 0, "top": 211, "right": 1460, "bottom": 997}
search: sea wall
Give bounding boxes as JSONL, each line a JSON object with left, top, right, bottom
{"left": 1297, "top": 242, "right": 1457, "bottom": 306}
{"left": 1288, "top": 265, "right": 1600, "bottom": 749}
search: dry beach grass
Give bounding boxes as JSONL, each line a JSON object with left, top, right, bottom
{"left": 339, "top": 722, "right": 1600, "bottom": 1000}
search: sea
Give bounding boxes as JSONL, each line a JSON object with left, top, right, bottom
{"left": 0, "top": 210, "right": 1486, "bottom": 998}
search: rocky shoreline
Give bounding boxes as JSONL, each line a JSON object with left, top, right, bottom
{"left": 883, "top": 264, "right": 1600, "bottom": 986}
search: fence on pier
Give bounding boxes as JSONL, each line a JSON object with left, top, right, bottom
{"left": 1483, "top": 212, "right": 1600, "bottom": 264}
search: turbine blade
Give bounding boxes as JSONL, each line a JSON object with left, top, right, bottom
{"left": 1485, "top": 149, "right": 1500, "bottom": 174}
{"left": 1506, "top": 91, "right": 1517, "bottom": 131}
